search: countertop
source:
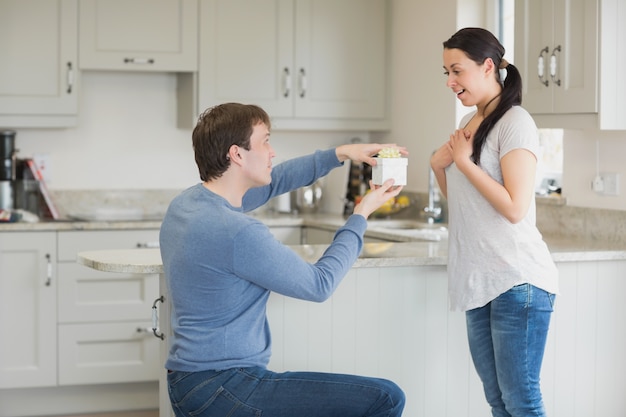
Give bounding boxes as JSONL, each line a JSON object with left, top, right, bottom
{"left": 4, "top": 212, "right": 625, "bottom": 265}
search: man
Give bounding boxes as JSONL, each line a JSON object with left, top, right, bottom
{"left": 160, "top": 102, "right": 406, "bottom": 417}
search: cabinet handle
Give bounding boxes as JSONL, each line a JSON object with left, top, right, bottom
{"left": 66, "top": 62, "right": 74, "bottom": 94}
{"left": 136, "top": 241, "right": 160, "bottom": 248}
{"left": 550, "top": 45, "right": 562, "bottom": 87}
{"left": 45, "top": 253, "right": 52, "bottom": 286}
{"left": 151, "top": 296, "right": 165, "bottom": 340}
{"left": 537, "top": 46, "right": 549, "bottom": 87}
{"left": 123, "top": 58, "right": 156, "bottom": 65}
{"left": 282, "top": 67, "right": 291, "bottom": 98}
{"left": 298, "top": 68, "right": 307, "bottom": 98}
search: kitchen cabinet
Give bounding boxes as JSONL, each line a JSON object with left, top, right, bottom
{"left": 56, "top": 230, "right": 160, "bottom": 385}
{"left": 0, "top": 232, "right": 57, "bottom": 389}
{"left": 79, "top": 0, "right": 198, "bottom": 72}
{"left": 515, "top": 0, "right": 626, "bottom": 130}
{"left": 187, "top": 0, "right": 388, "bottom": 131}
{"left": 0, "top": 0, "right": 78, "bottom": 128}
{"left": 597, "top": 0, "right": 626, "bottom": 130}
{"left": 514, "top": 0, "right": 598, "bottom": 115}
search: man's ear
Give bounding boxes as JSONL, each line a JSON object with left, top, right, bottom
{"left": 228, "top": 145, "right": 243, "bottom": 165}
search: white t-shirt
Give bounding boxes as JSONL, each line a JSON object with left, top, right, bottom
{"left": 446, "top": 106, "right": 559, "bottom": 311}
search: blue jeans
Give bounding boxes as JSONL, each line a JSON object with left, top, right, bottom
{"left": 167, "top": 366, "right": 405, "bottom": 417}
{"left": 466, "top": 284, "right": 555, "bottom": 417}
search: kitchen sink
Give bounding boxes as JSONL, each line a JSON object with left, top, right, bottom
{"left": 366, "top": 219, "right": 448, "bottom": 241}
{"left": 367, "top": 219, "right": 447, "bottom": 231}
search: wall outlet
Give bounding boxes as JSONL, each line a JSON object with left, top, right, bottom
{"left": 32, "top": 153, "right": 52, "bottom": 184}
{"left": 601, "top": 172, "right": 620, "bottom": 196}
{"left": 592, "top": 172, "right": 620, "bottom": 196}
{"left": 592, "top": 175, "right": 604, "bottom": 193}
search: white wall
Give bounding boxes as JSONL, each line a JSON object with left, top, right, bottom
{"left": 373, "top": 0, "right": 457, "bottom": 193}
{"left": 562, "top": 129, "right": 626, "bottom": 211}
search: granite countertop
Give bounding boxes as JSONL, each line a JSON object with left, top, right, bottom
{"left": 77, "top": 232, "right": 626, "bottom": 275}
{"left": 4, "top": 211, "right": 626, "bottom": 264}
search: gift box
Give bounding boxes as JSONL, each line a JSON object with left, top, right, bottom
{"left": 371, "top": 157, "right": 408, "bottom": 186}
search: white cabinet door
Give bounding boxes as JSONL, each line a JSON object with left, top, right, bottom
{"left": 58, "top": 229, "right": 161, "bottom": 261}
{"left": 58, "top": 321, "right": 160, "bottom": 385}
{"left": 0, "top": 232, "right": 57, "bottom": 388}
{"left": 57, "top": 229, "right": 161, "bottom": 386}
{"left": 57, "top": 263, "right": 159, "bottom": 323}
{"left": 196, "top": 0, "right": 388, "bottom": 130}
{"left": 515, "top": 0, "right": 597, "bottom": 115}
{"left": 598, "top": 0, "right": 626, "bottom": 130}
{"left": 198, "top": 0, "right": 294, "bottom": 117}
{"left": 79, "top": 0, "right": 198, "bottom": 72}
{"left": 0, "top": 0, "right": 78, "bottom": 127}
{"left": 293, "top": 0, "right": 387, "bottom": 120}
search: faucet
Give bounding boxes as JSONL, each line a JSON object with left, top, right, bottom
{"left": 423, "top": 166, "right": 442, "bottom": 224}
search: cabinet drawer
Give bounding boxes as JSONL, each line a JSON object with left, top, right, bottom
{"left": 58, "top": 229, "right": 160, "bottom": 261}
{"left": 58, "top": 321, "right": 161, "bottom": 385}
{"left": 58, "top": 263, "right": 159, "bottom": 323}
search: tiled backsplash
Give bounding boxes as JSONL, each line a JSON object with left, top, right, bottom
{"left": 51, "top": 189, "right": 182, "bottom": 220}
{"left": 536, "top": 200, "right": 626, "bottom": 244}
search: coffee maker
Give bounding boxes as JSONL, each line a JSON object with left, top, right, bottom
{"left": 0, "top": 130, "right": 17, "bottom": 210}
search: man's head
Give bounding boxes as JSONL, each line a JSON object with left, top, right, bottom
{"left": 193, "top": 103, "right": 272, "bottom": 182}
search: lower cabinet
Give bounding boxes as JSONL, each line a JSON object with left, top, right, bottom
{"left": 57, "top": 230, "right": 161, "bottom": 385}
{"left": 0, "top": 232, "right": 57, "bottom": 389}
{"left": 0, "top": 229, "right": 161, "bottom": 391}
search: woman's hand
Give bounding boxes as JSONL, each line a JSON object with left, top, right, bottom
{"left": 449, "top": 128, "right": 473, "bottom": 167}
{"left": 431, "top": 141, "right": 454, "bottom": 172}
{"left": 352, "top": 179, "right": 403, "bottom": 220}
{"left": 336, "top": 143, "right": 408, "bottom": 166}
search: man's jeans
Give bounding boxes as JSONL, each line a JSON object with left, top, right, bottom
{"left": 167, "top": 366, "right": 405, "bottom": 417}
{"left": 466, "top": 283, "right": 555, "bottom": 417}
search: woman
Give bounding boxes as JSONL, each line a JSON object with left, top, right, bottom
{"left": 431, "top": 28, "right": 559, "bottom": 417}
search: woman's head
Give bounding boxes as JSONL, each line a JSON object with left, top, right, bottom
{"left": 444, "top": 27, "right": 506, "bottom": 82}
{"left": 443, "top": 27, "right": 523, "bottom": 164}
{"left": 192, "top": 103, "right": 271, "bottom": 181}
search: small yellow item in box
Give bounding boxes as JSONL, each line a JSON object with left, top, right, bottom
{"left": 372, "top": 148, "right": 407, "bottom": 186}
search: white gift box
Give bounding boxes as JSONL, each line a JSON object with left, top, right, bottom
{"left": 372, "top": 157, "right": 408, "bottom": 185}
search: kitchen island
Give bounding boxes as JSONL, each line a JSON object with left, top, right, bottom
{"left": 75, "top": 233, "right": 626, "bottom": 417}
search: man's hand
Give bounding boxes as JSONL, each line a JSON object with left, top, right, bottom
{"left": 336, "top": 143, "right": 408, "bottom": 167}
{"left": 352, "top": 179, "right": 403, "bottom": 220}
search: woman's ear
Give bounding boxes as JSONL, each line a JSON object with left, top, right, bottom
{"left": 483, "top": 57, "right": 496, "bottom": 76}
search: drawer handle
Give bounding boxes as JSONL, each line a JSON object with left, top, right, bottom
{"left": 137, "top": 241, "right": 160, "bottom": 248}
{"left": 45, "top": 253, "right": 52, "bottom": 286}
{"left": 151, "top": 296, "right": 165, "bottom": 340}
{"left": 123, "top": 57, "right": 155, "bottom": 65}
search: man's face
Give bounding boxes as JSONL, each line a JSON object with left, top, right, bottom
{"left": 240, "top": 122, "right": 275, "bottom": 187}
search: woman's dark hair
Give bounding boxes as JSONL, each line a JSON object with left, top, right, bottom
{"left": 443, "top": 27, "right": 523, "bottom": 165}
{"left": 192, "top": 103, "right": 271, "bottom": 181}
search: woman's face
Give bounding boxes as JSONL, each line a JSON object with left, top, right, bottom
{"left": 443, "top": 48, "right": 492, "bottom": 108}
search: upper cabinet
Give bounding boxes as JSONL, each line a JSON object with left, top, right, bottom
{"left": 0, "top": 0, "right": 79, "bottom": 128}
{"left": 514, "top": 0, "right": 597, "bottom": 115}
{"left": 598, "top": 0, "right": 626, "bottom": 130}
{"left": 79, "top": 0, "right": 198, "bottom": 72}
{"left": 515, "top": 0, "right": 626, "bottom": 130}
{"left": 193, "top": 0, "right": 389, "bottom": 130}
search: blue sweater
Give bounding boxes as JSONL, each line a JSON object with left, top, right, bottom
{"left": 159, "top": 149, "right": 367, "bottom": 371}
